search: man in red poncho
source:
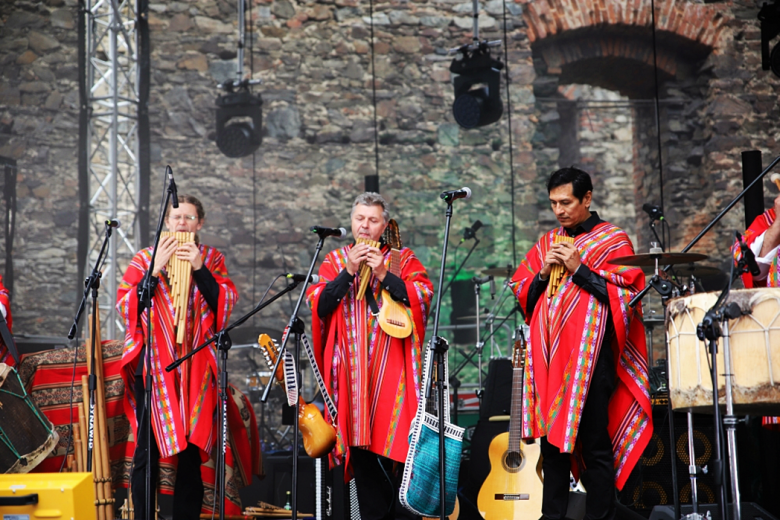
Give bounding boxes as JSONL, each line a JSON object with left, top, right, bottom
{"left": 306, "top": 192, "right": 433, "bottom": 519}
{"left": 116, "top": 194, "right": 238, "bottom": 520}
{"left": 510, "top": 168, "right": 652, "bottom": 520}
{"left": 739, "top": 193, "right": 780, "bottom": 429}
{"left": 0, "top": 275, "right": 13, "bottom": 366}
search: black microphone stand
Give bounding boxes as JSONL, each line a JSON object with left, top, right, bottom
{"left": 135, "top": 172, "right": 176, "bottom": 520}
{"left": 695, "top": 232, "right": 754, "bottom": 520}
{"left": 260, "top": 229, "right": 329, "bottom": 520}
{"left": 428, "top": 197, "right": 457, "bottom": 520}
{"left": 630, "top": 154, "right": 780, "bottom": 308}
{"left": 66, "top": 219, "right": 114, "bottom": 472}
{"left": 166, "top": 277, "right": 303, "bottom": 520}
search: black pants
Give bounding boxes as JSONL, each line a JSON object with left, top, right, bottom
{"left": 132, "top": 374, "right": 204, "bottom": 520}
{"left": 351, "top": 447, "right": 421, "bottom": 520}
{"left": 540, "top": 344, "right": 616, "bottom": 520}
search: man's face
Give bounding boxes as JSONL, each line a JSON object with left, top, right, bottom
{"left": 549, "top": 183, "right": 592, "bottom": 229}
{"left": 351, "top": 203, "right": 387, "bottom": 243}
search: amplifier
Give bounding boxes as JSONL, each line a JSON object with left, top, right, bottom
{"left": 0, "top": 472, "right": 95, "bottom": 519}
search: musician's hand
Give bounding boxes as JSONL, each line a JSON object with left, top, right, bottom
{"left": 175, "top": 241, "right": 203, "bottom": 271}
{"left": 152, "top": 235, "right": 178, "bottom": 277}
{"left": 347, "top": 242, "right": 370, "bottom": 276}
{"left": 365, "top": 245, "right": 387, "bottom": 281}
{"left": 551, "top": 242, "right": 581, "bottom": 273}
{"left": 540, "top": 250, "right": 559, "bottom": 280}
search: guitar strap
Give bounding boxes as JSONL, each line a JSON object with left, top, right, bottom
{"left": 365, "top": 286, "right": 380, "bottom": 316}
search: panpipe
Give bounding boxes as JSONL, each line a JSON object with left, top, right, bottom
{"left": 547, "top": 234, "right": 575, "bottom": 298}
{"left": 160, "top": 231, "right": 195, "bottom": 344}
{"left": 356, "top": 238, "right": 380, "bottom": 300}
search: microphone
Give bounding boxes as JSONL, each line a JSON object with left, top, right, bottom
{"left": 167, "top": 165, "right": 179, "bottom": 208}
{"left": 441, "top": 187, "right": 472, "bottom": 202}
{"left": 285, "top": 273, "right": 320, "bottom": 283}
{"left": 736, "top": 231, "right": 761, "bottom": 277}
{"left": 642, "top": 203, "right": 663, "bottom": 221}
{"left": 105, "top": 219, "right": 121, "bottom": 228}
{"left": 310, "top": 226, "right": 348, "bottom": 239}
{"left": 462, "top": 220, "right": 483, "bottom": 241}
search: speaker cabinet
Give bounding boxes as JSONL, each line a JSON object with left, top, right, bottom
{"left": 619, "top": 408, "right": 718, "bottom": 512}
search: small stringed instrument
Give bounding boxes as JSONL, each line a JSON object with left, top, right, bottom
{"left": 477, "top": 330, "right": 543, "bottom": 520}
{"left": 258, "top": 333, "right": 337, "bottom": 458}
{"left": 377, "top": 219, "right": 413, "bottom": 339}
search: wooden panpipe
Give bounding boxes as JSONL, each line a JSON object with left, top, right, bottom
{"left": 547, "top": 234, "right": 575, "bottom": 298}
{"left": 356, "top": 237, "right": 380, "bottom": 300}
{"left": 64, "top": 308, "right": 115, "bottom": 520}
{"left": 160, "top": 231, "right": 195, "bottom": 344}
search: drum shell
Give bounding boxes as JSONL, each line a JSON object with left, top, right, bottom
{"left": 666, "top": 288, "right": 780, "bottom": 414}
{"left": 0, "top": 363, "right": 59, "bottom": 473}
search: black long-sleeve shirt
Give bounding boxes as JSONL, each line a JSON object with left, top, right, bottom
{"left": 317, "top": 267, "right": 409, "bottom": 318}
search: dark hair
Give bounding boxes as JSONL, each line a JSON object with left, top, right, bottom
{"left": 166, "top": 194, "right": 205, "bottom": 221}
{"left": 547, "top": 167, "right": 593, "bottom": 201}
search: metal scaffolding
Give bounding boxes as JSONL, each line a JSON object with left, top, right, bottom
{"left": 79, "top": 0, "right": 148, "bottom": 340}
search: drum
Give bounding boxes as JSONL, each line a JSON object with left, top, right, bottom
{"left": 0, "top": 363, "right": 59, "bottom": 473}
{"left": 666, "top": 288, "right": 780, "bottom": 414}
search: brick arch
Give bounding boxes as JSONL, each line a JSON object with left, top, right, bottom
{"left": 517, "top": 0, "right": 727, "bottom": 49}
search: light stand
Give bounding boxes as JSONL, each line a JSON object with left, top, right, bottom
{"left": 167, "top": 277, "right": 303, "bottom": 520}
{"left": 67, "top": 219, "right": 115, "bottom": 472}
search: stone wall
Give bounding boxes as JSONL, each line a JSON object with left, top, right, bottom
{"left": 2, "top": 0, "right": 780, "bottom": 396}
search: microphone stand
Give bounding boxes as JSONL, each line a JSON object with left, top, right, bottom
{"left": 66, "top": 219, "right": 114, "bottom": 472}
{"left": 428, "top": 198, "right": 456, "bottom": 520}
{"left": 694, "top": 234, "right": 752, "bottom": 520}
{"left": 134, "top": 172, "right": 176, "bottom": 520}
{"left": 166, "top": 277, "right": 303, "bottom": 520}
{"left": 0, "top": 305, "right": 19, "bottom": 365}
{"left": 630, "top": 154, "right": 780, "bottom": 307}
{"left": 260, "top": 231, "right": 329, "bottom": 520}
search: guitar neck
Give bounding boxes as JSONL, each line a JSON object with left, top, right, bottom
{"left": 389, "top": 248, "right": 401, "bottom": 277}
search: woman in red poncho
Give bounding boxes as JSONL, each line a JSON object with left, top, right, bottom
{"left": 116, "top": 194, "right": 237, "bottom": 520}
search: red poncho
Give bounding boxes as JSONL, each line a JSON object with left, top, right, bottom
{"left": 0, "top": 275, "right": 13, "bottom": 367}
{"left": 739, "top": 209, "right": 780, "bottom": 429}
{"left": 510, "top": 222, "right": 652, "bottom": 490}
{"left": 741, "top": 208, "right": 779, "bottom": 288}
{"left": 116, "top": 245, "right": 238, "bottom": 459}
{"left": 306, "top": 244, "right": 433, "bottom": 471}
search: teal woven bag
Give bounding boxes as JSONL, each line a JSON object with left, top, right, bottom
{"left": 399, "top": 342, "right": 464, "bottom": 517}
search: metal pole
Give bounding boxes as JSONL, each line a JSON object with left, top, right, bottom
{"left": 721, "top": 320, "right": 741, "bottom": 520}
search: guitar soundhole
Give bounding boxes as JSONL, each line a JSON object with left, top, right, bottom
{"left": 503, "top": 450, "right": 523, "bottom": 473}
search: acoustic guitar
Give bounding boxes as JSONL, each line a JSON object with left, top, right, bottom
{"left": 477, "top": 332, "right": 543, "bottom": 519}
{"left": 257, "top": 333, "right": 337, "bottom": 458}
{"left": 377, "top": 219, "right": 413, "bottom": 339}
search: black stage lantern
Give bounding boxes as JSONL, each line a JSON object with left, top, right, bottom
{"left": 450, "top": 47, "right": 504, "bottom": 129}
{"left": 215, "top": 89, "right": 263, "bottom": 158}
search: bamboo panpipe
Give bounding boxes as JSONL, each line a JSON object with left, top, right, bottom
{"left": 547, "top": 234, "right": 575, "bottom": 297}
{"left": 160, "top": 231, "right": 195, "bottom": 344}
{"left": 771, "top": 173, "right": 780, "bottom": 191}
{"left": 355, "top": 238, "right": 380, "bottom": 300}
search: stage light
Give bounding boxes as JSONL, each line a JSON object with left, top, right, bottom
{"left": 215, "top": 88, "right": 263, "bottom": 158}
{"left": 450, "top": 43, "right": 504, "bottom": 129}
{"left": 759, "top": 1, "right": 780, "bottom": 77}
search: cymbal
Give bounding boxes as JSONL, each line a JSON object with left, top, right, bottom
{"left": 456, "top": 314, "right": 511, "bottom": 321}
{"left": 643, "top": 264, "right": 725, "bottom": 278}
{"left": 607, "top": 252, "right": 708, "bottom": 267}
{"left": 482, "top": 265, "right": 515, "bottom": 277}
